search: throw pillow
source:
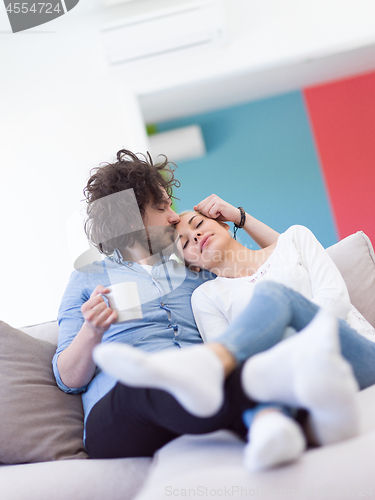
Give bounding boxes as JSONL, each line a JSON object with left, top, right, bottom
{"left": 327, "top": 231, "right": 375, "bottom": 328}
{"left": 0, "top": 321, "right": 88, "bottom": 464}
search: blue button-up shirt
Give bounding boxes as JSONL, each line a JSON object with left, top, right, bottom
{"left": 52, "top": 252, "right": 214, "bottom": 435}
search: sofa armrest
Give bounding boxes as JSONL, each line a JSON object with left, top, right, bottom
{"left": 326, "top": 231, "right": 375, "bottom": 328}
{"left": 19, "top": 321, "right": 59, "bottom": 345}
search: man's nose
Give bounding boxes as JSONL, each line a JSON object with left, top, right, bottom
{"left": 169, "top": 209, "right": 180, "bottom": 225}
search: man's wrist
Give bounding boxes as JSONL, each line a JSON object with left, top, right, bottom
{"left": 82, "top": 321, "right": 105, "bottom": 342}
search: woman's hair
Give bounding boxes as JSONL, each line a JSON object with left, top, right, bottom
{"left": 84, "top": 149, "right": 180, "bottom": 255}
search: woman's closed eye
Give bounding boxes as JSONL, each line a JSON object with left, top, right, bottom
{"left": 182, "top": 220, "right": 203, "bottom": 250}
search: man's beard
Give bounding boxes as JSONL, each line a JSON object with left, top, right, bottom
{"left": 136, "top": 226, "right": 177, "bottom": 256}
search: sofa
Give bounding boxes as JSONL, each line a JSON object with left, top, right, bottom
{"left": 0, "top": 231, "right": 374, "bottom": 500}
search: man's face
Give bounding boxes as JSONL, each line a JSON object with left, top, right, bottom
{"left": 142, "top": 188, "right": 181, "bottom": 255}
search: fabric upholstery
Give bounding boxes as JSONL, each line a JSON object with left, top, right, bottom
{"left": 0, "top": 321, "right": 88, "bottom": 464}
{"left": 326, "top": 231, "right": 375, "bottom": 327}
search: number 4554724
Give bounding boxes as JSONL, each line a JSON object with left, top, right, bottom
{"left": 6, "top": 3, "right": 61, "bottom": 14}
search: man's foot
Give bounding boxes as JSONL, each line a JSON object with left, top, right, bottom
{"left": 244, "top": 411, "right": 306, "bottom": 472}
{"left": 93, "top": 343, "right": 225, "bottom": 417}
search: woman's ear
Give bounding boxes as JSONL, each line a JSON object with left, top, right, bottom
{"left": 218, "top": 221, "right": 230, "bottom": 231}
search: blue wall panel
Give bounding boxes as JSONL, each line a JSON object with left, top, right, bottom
{"left": 156, "top": 90, "right": 337, "bottom": 248}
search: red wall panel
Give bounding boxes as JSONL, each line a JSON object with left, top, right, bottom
{"left": 304, "top": 71, "right": 375, "bottom": 244}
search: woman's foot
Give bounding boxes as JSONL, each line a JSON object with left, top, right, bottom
{"left": 241, "top": 310, "right": 360, "bottom": 445}
{"left": 93, "top": 343, "right": 225, "bottom": 417}
{"left": 244, "top": 410, "right": 306, "bottom": 472}
{"left": 293, "top": 344, "right": 359, "bottom": 445}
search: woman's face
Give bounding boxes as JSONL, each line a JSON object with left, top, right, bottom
{"left": 175, "top": 212, "right": 231, "bottom": 271}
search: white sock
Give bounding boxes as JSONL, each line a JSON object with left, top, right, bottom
{"left": 242, "top": 309, "right": 342, "bottom": 405}
{"left": 244, "top": 411, "right": 306, "bottom": 472}
{"left": 241, "top": 310, "right": 330, "bottom": 405}
{"left": 242, "top": 310, "right": 360, "bottom": 444}
{"left": 293, "top": 344, "right": 359, "bottom": 445}
{"left": 93, "top": 343, "right": 225, "bottom": 418}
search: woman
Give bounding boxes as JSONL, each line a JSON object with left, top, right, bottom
{"left": 176, "top": 197, "right": 373, "bottom": 346}
{"left": 94, "top": 198, "right": 374, "bottom": 471}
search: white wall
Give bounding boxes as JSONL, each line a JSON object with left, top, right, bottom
{"left": 1, "top": 0, "right": 375, "bottom": 326}
{"left": 0, "top": 3, "right": 148, "bottom": 326}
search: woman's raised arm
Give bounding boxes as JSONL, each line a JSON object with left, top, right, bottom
{"left": 194, "top": 194, "right": 279, "bottom": 248}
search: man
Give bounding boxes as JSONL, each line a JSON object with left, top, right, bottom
{"left": 53, "top": 149, "right": 358, "bottom": 471}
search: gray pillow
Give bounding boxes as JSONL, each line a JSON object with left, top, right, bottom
{"left": 0, "top": 321, "right": 88, "bottom": 464}
{"left": 326, "top": 231, "right": 375, "bottom": 328}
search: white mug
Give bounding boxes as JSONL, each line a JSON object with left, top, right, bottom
{"left": 106, "top": 282, "right": 143, "bottom": 323}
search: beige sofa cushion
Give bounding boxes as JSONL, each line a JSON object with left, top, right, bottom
{"left": 326, "top": 231, "right": 375, "bottom": 327}
{"left": 0, "top": 321, "right": 88, "bottom": 464}
{"left": 135, "top": 386, "right": 375, "bottom": 500}
{"left": 19, "top": 320, "right": 59, "bottom": 344}
{"left": 0, "top": 456, "right": 151, "bottom": 500}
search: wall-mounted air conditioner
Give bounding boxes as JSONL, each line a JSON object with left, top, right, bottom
{"left": 100, "top": 1, "right": 229, "bottom": 65}
{"left": 149, "top": 125, "right": 206, "bottom": 164}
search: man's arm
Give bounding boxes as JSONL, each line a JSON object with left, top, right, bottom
{"left": 57, "top": 285, "right": 118, "bottom": 389}
{"left": 194, "top": 194, "right": 279, "bottom": 248}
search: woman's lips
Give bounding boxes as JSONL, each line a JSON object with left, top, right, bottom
{"left": 200, "top": 234, "right": 212, "bottom": 251}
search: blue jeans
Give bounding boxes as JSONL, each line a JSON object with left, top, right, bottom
{"left": 217, "top": 280, "right": 375, "bottom": 390}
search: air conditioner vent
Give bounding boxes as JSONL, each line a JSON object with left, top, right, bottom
{"left": 101, "top": 1, "right": 229, "bottom": 65}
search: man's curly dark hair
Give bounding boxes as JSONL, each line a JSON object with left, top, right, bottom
{"left": 84, "top": 149, "right": 180, "bottom": 256}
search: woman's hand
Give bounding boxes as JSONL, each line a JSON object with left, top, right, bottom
{"left": 195, "top": 194, "right": 279, "bottom": 248}
{"left": 81, "top": 285, "right": 118, "bottom": 337}
{"left": 194, "top": 195, "right": 242, "bottom": 225}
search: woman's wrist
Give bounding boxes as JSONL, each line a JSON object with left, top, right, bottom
{"left": 233, "top": 208, "right": 242, "bottom": 226}
{"left": 233, "top": 207, "right": 246, "bottom": 239}
{"left": 234, "top": 207, "right": 246, "bottom": 228}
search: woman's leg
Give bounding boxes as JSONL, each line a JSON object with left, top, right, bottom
{"left": 216, "top": 280, "right": 316, "bottom": 362}
{"left": 241, "top": 309, "right": 360, "bottom": 445}
{"left": 218, "top": 280, "right": 375, "bottom": 389}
